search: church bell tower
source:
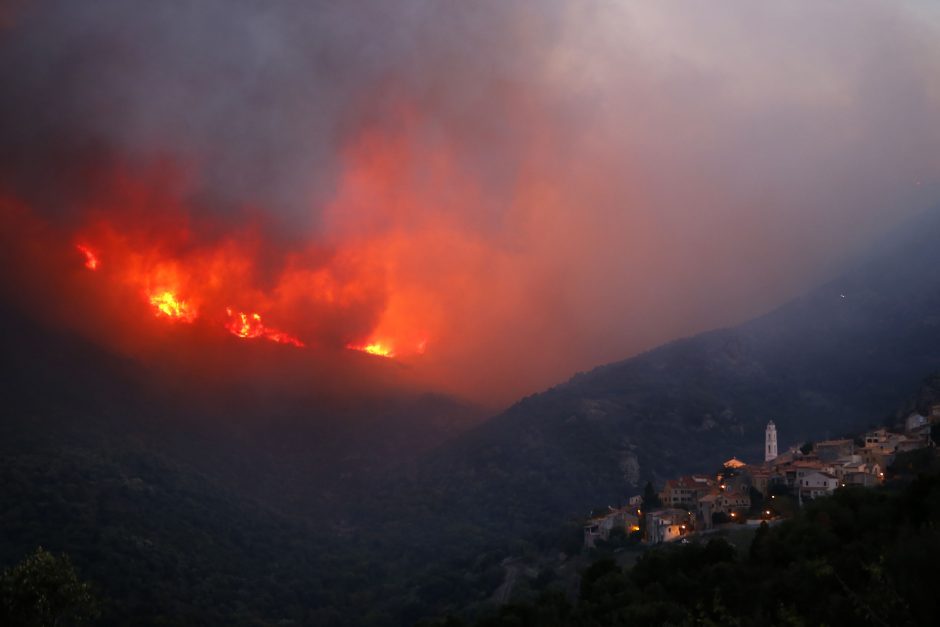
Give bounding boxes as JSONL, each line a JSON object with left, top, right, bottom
{"left": 765, "top": 420, "right": 778, "bottom": 462}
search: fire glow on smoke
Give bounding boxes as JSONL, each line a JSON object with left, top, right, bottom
{"left": 52, "top": 161, "right": 433, "bottom": 359}
{"left": 72, "top": 229, "right": 417, "bottom": 356}
{"left": 76, "top": 244, "right": 99, "bottom": 270}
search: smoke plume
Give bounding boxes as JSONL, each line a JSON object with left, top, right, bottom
{"left": 1, "top": 1, "right": 939, "bottom": 403}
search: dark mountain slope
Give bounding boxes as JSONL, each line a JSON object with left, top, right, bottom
{"left": 0, "top": 441, "right": 331, "bottom": 625}
{"left": 380, "top": 207, "right": 940, "bottom": 555}
{"left": 0, "top": 300, "right": 483, "bottom": 520}
{"left": 0, "top": 304, "right": 486, "bottom": 625}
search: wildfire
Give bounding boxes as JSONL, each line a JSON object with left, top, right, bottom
{"left": 49, "top": 157, "right": 440, "bottom": 360}
{"left": 149, "top": 291, "right": 197, "bottom": 322}
{"left": 346, "top": 339, "right": 426, "bottom": 359}
{"left": 225, "top": 308, "right": 304, "bottom": 347}
{"left": 348, "top": 342, "right": 395, "bottom": 358}
{"left": 226, "top": 309, "right": 264, "bottom": 338}
{"left": 76, "top": 244, "right": 99, "bottom": 270}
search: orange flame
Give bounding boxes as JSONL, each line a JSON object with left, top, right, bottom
{"left": 345, "top": 339, "right": 427, "bottom": 359}
{"left": 225, "top": 308, "right": 304, "bottom": 347}
{"left": 52, "top": 146, "right": 444, "bottom": 361}
{"left": 149, "top": 291, "right": 197, "bottom": 322}
{"left": 76, "top": 244, "right": 99, "bottom": 270}
{"left": 348, "top": 341, "right": 395, "bottom": 358}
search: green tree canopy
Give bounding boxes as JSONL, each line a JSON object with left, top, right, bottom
{"left": 0, "top": 547, "right": 99, "bottom": 627}
{"left": 641, "top": 480, "right": 662, "bottom": 511}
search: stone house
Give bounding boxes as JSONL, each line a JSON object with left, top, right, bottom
{"left": 798, "top": 471, "right": 839, "bottom": 499}
{"left": 662, "top": 475, "right": 715, "bottom": 509}
{"left": 645, "top": 508, "right": 693, "bottom": 544}
{"left": 584, "top": 506, "right": 640, "bottom": 548}
{"left": 697, "top": 487, "right": 751, "bottom": 528}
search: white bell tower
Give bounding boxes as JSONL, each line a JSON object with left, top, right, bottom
{"left": 765, "top": 420, "right": 778, "bottom": 462}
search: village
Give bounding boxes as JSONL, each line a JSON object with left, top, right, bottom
{"left": 584, "top": 404, "right": 940, "bottom": 548}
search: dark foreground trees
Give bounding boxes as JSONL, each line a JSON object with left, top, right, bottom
{"left": 0, "top": 547, "right": 98, "bottom": 627}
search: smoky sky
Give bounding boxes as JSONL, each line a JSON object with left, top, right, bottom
{"left": 1, "top": 1, "right": 939, "bottom": 404}
{"left": 0, "top": 0, "right": 548, "bottom": 232}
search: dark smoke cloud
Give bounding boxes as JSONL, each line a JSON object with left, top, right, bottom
{"left": 1, "top": 1, "right": 939, "bottom": 404}
{"left": 0, "top": 0, "right": 552, "bottom": 233}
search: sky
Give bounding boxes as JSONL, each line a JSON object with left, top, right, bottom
{"left": 1, "top": 0, "right": 939, "bottom": 405}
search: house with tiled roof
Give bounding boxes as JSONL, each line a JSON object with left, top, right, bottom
{"left": 662, "top": 475, "right": 714, "bottom": 509}
{"left": 799, "top": 471, "right": 839, "bottom": 499}
{"left": 780, "top": 460, "right": 836, "bottom": 488}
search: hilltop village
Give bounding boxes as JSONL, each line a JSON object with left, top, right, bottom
{"left": 584, "top": 405, "right": 940, "bottom": 547}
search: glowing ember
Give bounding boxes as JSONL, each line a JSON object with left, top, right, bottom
{"left": 225, "top": 308, "right": 304, "bottom": 347}
{"left": 149, "top": 291, "right": 197, "bottom": 322}
{"left": 226, "top": 309, "right": 264, "bottom": 339}
{"left": 347, "top": 338, "right": 429, "bottom": 358}
{"left": 348, "top": 342, "right": 395, "bottom": 358}
{"left": 76, "top": 244, "right": 99, "bottom": 270}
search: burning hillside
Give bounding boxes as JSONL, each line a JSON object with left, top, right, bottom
{"left": 0, "top": 157, "right": 435, "bottom": 361}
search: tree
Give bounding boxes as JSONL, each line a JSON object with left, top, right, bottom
{"left": 711, "top": 511, "right": 730, "bottom": 526}
{"left": 579, "top": 558, "right": 620, "bottom": 602}
{"left": 0, "top": 547, "right": 99, "bottom": 627}
{"left": 639, "top": 481, "right": 662, "bottom": 540}
{"left": 748, "top": 486, "right": 765, "bottom": 515}
{"left": 641, "top": 481, "right": 661, "bottom": 511}
{"left": 800, "top": 441, "right": 814, "bottom": 455}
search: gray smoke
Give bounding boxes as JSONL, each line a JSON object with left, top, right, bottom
{"left": 1, "top": 0, "right": 939, "bottom": 403}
